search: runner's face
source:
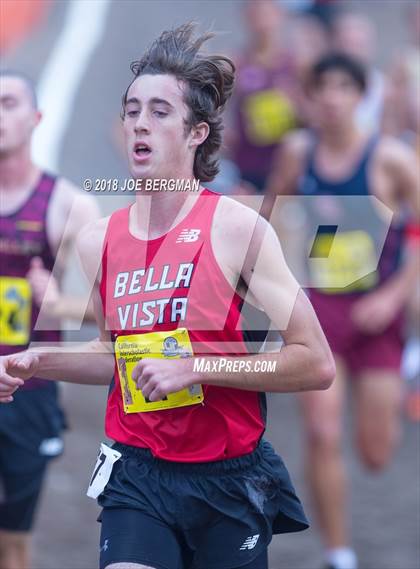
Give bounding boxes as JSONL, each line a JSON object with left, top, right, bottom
{"left": 123, "top": 74, "right": 198, "bottom": 181}
{"left": 0, "top": 77, "right": 40, "bottom": 156}
{"left": 311, "top": 70, "right": 362, "bottom": 130}
{"left": 244, "top": 0, "right": 283, "bottom": 38}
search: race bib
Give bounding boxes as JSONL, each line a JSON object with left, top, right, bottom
{"left": 115, "top": 328, "right": 204, "bottom": 413}
{"left": 0, "top": 277, "right": 32, "bottom": 345}
{"left": 86, "top": 443, "right": 122, "bottom": 499}
{"left": 309, "top": 230, "right": 379, "bottom": 293}
{"left": 242, "top": 88, "right": 295, "bottom": 146}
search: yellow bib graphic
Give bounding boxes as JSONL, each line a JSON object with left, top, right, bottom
{"left": 243, "top": 88, "right": 296, "bottom": 146}
{"left": 310, "top": 231, "right": 378, "bottom": 293}
{"left": 115, "top": 328, "right": 204, "bottom": 413}
{"left": 0, "top": 277, "right": 32, "bottom": 345}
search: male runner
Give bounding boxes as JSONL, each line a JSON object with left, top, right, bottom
{"left": 0, "top": 71, "right": 99, "bottom": 569}
{"left": 229, "top": 0, "right": 300, "bottom": 193}
{"left": 0, "top": 26, "right": 335, "bottom": 569}
{"left": 264, "top": 54, "right": 419, "bottom": 569}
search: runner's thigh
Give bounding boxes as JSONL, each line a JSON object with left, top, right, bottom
{"left": 100, "top": 508, "right": 183, "bottom": 569}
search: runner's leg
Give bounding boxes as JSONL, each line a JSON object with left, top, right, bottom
{"left": 352, "top": 371, "right": 402, "bottom": 471}
{"left": 0, "top": 530, "right": 30, "bottom": 569}
{"left": 299, "top": 357, "right": 349, "bottom": 548}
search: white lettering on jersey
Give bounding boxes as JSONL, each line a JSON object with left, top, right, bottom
{"left": 160, "top": 264, "right": 174, "bottom": 289}
{"left": 171, "top": 298, "right": 188, "bottom": 322}
{"left": 116, "top": 298, "right": 187, "bottom": 329}
{"left": 114, "top": 272, "right": 129, "bottom": 298}
{"left": 174, "top": 263, "right": 194, "bottom": 288}
{"left": 139, "top": 300, "right": 155, "bottom": 327}
{"left": 117, "top": 304, "right": 131, "bottom": 329}
{"left": 128, "top": 269, "right": 145, "bottom": 295}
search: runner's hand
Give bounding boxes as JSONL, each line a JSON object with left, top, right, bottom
{"left": 0, "top": 352, "right": 39, "bottom": 402}
{"left": 351, "top": 289, "right": 400, "bottom": 334}
{"left": 132, "top": 358, "right": 197, "bottom": 402}
{"left": 26, "top": 257, "right": 60, "bottom": 310}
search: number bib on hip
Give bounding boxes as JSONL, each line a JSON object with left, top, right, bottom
{"left": 0, "top": 277, "right": 32, "bottom": 345}
{"left": 309, "top": 230, "right": 379, "bottom": 293}
{"left": 87, "top": 443, "right": 122, "bottom": 499}
{"left": 115, "top": 328, "right": 204, "bottom": 413}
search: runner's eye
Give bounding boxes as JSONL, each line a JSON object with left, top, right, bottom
{"left": 153, "top": 111, "right": 167, "bottom": 118}
{"left": 1, "top": 98, "right": 18, "bottom": 109}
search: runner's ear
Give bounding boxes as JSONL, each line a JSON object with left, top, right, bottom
{"left": 189, "top": 121, "right": 210, "bottom": 149}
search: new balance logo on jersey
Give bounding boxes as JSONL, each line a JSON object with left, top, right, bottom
{"left": 176, "top": 229, "right": 201, "bottom": 243}
{"left": 239, "top": 534, "right": 260, "bottom": 550}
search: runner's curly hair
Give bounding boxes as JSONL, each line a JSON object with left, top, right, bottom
{"left": 122, "top": 22, "right": 235, "bottom": 182}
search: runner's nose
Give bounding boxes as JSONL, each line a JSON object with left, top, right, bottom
{"left": 134, "top": 109, "right": 151, "bottom": 134}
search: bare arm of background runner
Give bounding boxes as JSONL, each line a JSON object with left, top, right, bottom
{"left": 33, "top": 177, "right": 101, "bottom": 322}
{"left": 260, "top": 131, "right": 308, "bottom": 219}
{"left": 0, "top": 217, "right": 114, "bottom": 398}
{"left": 351, "top": 138, "right": 420, "bottom": 334}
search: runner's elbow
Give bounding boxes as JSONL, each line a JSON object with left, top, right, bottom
{"left": 313, "top": 354, "right": 336, "bottom": 390}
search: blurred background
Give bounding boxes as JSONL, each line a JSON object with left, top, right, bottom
{"left": 0, "top": 1, "right": 419, "bottom": 568}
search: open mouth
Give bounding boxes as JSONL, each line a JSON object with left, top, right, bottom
{"left": 134, "top": 142, "right": 152, "bottom": 157}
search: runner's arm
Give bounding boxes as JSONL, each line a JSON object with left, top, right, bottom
{"left": 0, "top": 218, "right": 115, "bottom": 394}
{"left": 261, "top": 130, "right": 308, "bottom": 219}
{"left": 132, "top": 202, "right": 334, "bottom": 403}
{"left": 40, "top": 178, "right": 101, "bottom": 321}
{"left": 192, "top": 213, "right": 335, "bottom": 393}
{"left": 350, "top": 139, "right": 420, "bottom": 334}
{"left": 376, "top": 139, "right": 419, "bottom": 305}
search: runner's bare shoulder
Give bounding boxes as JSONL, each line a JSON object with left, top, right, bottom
{"left": 374, "top": 136, "right": 419, "bottom": 206}
{"left": 212, "top": 195, "right": 275, "bottom": 278}
{"left": 374, "top": 135, "right": 418, "bottom": 168}
{"left": 76, "top": 216, "right": 110, "bottom": 283}
{"left": 49, "top": 177, "right": 99, "bottom": 218}
{"left": 268, "top": 129, "right": 311, "bottom": 196}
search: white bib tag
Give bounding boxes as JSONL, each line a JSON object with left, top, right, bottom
{"left": 87, "top": 443, "right": 122, "bottom": 499}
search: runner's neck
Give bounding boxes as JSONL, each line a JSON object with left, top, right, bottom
{"left": 250, "top": 38, "right": 282, "bottom": 67}
{"left": 0, "top": 147, "right": 40, "bottom": 192}
{"left": 131, "top": 186, "right": 203, "bottom": 240}
{"left": 319, "top": 126, "right": 364, "bottom": 154}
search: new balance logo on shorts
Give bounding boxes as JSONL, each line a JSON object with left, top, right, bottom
{"left": 176, "top": 229, "right": 201, "bottom": 243}
{"left": 100, "top": 539, "right": 109, "bottom": 553}
{"left": 239, "top": 534, "right": 260, "bottom": 550}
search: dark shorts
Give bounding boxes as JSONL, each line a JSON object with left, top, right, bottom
{"left": 310, "top": 290, "right": 404, "bottom": 375}
{"left": 0, "top": 384, "right": 66, "bottom": 531}
{"left": 97, "top": 439, "right": 309, "bottom": 569}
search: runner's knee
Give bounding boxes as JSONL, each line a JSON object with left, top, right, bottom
{"left": 305, "top": 419, "right": 342, "bottom": 452}
{"left": 357, "top": 427, "right": 400, "bottom": 471}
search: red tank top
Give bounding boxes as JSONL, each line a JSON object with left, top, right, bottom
{"left": 100, "top": 189, "right": 266, "bottom": 462}
{"left": 0, "top": 173, "right": 60, "bottom": 389}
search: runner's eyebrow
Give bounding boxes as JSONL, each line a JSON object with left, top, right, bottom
{"left": 125, "top": 97, "right": 173, "bottom": 109}
{"left": 149, "top": 98, "right": 173, "bottom": 109}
